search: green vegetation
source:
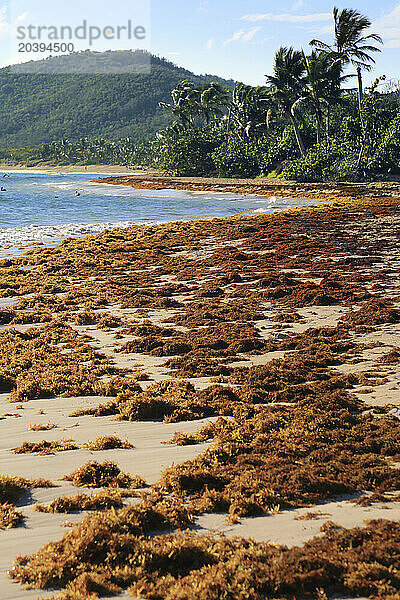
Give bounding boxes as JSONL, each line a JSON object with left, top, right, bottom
{"left": 152, "top": 7, "right": 400, "bottom": 181}
{"left": 1, "top": 9, "right": 399, "bottom": 180}
{"left": 0, "top": 50, "right": 233, "bottom": 150}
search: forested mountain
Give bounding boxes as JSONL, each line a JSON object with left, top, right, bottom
{"left": 0, "top": 50, "right": 234, "bottom": 147}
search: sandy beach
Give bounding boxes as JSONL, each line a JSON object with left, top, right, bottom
{"left": 0, "top": 165, "right": 155, "bottom": 175}
{"left": 0, "top": 185, "right": 400, "bottom": 599}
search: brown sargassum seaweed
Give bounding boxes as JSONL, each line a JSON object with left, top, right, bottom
{"left": 0, "top": 475, "right": 54, "bottom": 529}
{"left": 2, "top": 192, "right": 400, "bottom": 597}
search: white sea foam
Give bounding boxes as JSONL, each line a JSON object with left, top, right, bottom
{"left": 0, "top": 220, "right": 139, "bottom": 246}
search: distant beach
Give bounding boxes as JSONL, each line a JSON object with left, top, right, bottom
{"left": 0, "top": 164, "right": 149, "bottom": 175}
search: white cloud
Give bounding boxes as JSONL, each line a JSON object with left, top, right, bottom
{"left": 16, "top": 12, "right": 28, "bottom": 22}
{"left": 1, "top": 8, "right": 28, "bottom": 40}
{"left": 312, "top": 23, "right": 334, "bottom": 36}
{"left": 241, "top": 12, "right": 331, "bottom": 23}
{"left": 223, "top": 27, "right": 261, "bottom": 46}
{"left": 198, "top": 0, "right": 210, "bottom": 15}
{"left": 206, "top": 38, "right": 214, "bottom": 50}
{"left": 223, "top": 30, "right": 245, "bottom": 45}
{"left": 374, "top": 3, "right": 400, "bottom": 48}
{"left": 243, "top": 27, "right": 261, "bottom": 42}
{"left": 291, "top": 0, "right": 304, "bottom": 10}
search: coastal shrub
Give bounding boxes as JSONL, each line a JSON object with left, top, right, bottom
{"left": 367, "top": 109, "right": 400, "bottom": 174}
{"left": 157, "top": 126, "right": 222, "bottom": 176}
{"left": 212, "top": 138, "right": 261, "bottom": 178}
{"left": 281, "top": 140, "right": 358, "bottom": 182}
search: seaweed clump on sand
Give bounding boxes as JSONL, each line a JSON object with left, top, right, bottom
{"left": 0, "top": 475, "right": 54, "bottom": 529}
{"left": 166, "top": 417, "right": 229, "bottom": 446}
{"left": 70, "top": 381, "right": 245, "bottom": 423}
{"left": 82, "top": 435, "right": 134, "bottom": 451}
{"left": 118, "top": 321, "right": 267, "bottom": 360}
{"left": 380, "top": 347, "right": 400, "bottom": 364}
{"left": 0, "top": 503, "right": 24, "bottom": 529}
{"left": 13, "top": 439, "right": 78, "bottom": 455}
{"left": 34, "top": 491, "right": 127, "bottom": 513}
{"left": 10, "top": 520, "right": 400, "bottom": 599}
{"left": 158, "top": 392, "right": 400, "bottom": 518}
{"left": 0, "top": 322, "right": 121, "bottom": 403}
{"left": 2, "top": 189, "right": 400, "bottom": 596}
{"left": 63, "top": 461, "right": 146, "bottom": 489}
{"left": 342, "top": 298, "right": 400, "bottom": 330}
{"left": 0, "top": 475, "right": 54, "bottom": 505}
{"left": 29, "top": 422, "right": 57, "bottom": 431}
{"left": 10, "top": 496, "right": 193, "bottom": 594}
{"left": 71, "top": 335, "right": 367, "bottom": 422}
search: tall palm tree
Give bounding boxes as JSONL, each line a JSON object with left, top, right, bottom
{"left": 297, "top": 51, "right": 330, "bottom": 145}
{"left": 229, "top": 82, "right": 271, "bottom": 141}
{"left": 297, "top": 50, "right": 350, "bottom": 143}
{"left": 199, "top": 82, "right": 230, "bottom": 125}
{"left": 266, "top": 46, "right": 306, "bottom": 156}
{"left": 311, "top": 7, "right": 382, "bottom": 128}
{"left": 159, "top": 80, "right": 199, "bottom": 129}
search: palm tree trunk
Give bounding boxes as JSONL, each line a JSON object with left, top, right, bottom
{"left": 356, "top": 67, "right": 366, "bottom": 172}
{"left": 288, "top": 112, "right": 305, "bottom": 156}
{"left": 315, "top": 114, "right": 321, "bottom": 145}
{"left": 226, "top": 106, "right": 232, "bottom": 143}
{"left": 326, "top": 105, "right": 330, "bottom": 139}
{"left": 357, "top": 67, "right": 364, "bottom": 131}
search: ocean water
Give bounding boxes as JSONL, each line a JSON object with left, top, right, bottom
{"left": 0, "top": 171, "right": 322, "bottom": 256}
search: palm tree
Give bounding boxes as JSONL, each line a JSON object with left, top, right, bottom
{"left": 311, "top": 7, "right": 382, "bottom": 128}
{"left": 160, "top": 80, "right": 230, "bottom": 128}
{"left": 297, "top": 51, "right": 330, "bottom": 145}
{"left": 266, "top": 46, "right": 306, "bottom": 156}
{"left": 297, "top": 50, "right": 350, "bottom": 143}
{"left": 159, "top": 80, "right": 199, "bottom": 129}
{"left": 199, "top": 82, "right": 230, "bottom": 125}
{"left": 228, "top": 83, "right": 271, "bottom": 141}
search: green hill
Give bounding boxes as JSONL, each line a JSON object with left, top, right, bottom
{"left": 0, "top": 50, "right": 234, "bottom": 147}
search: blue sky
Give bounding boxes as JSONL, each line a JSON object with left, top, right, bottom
{"left": 1, "top": 0, "right": 399, "bottom": 85}
{"left": 150, "top": 0, "right": 400, "bottom": 86}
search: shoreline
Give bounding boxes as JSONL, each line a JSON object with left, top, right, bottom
{"left": 0, "top": 196, "right": 400, "bottom": 598}
{"left": 92, "top": 173, "right": 400, "bottom": 201}
{"left": 0, "top": 164, "right": 155, "bottom": 175}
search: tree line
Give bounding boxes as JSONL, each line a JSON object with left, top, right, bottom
{"left": 150, "top": 7, "right": 400, "bottom": 181}
{"left": 1, "top": 9, "right": 399, "bottom": 181}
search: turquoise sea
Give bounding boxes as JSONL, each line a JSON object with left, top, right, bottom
{"left": 0, "top": 171, "right": 322, "bottom": 256}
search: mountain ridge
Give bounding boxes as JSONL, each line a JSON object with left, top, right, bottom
{"left": 0, "top": 50, "right": 235, "bottom": 147}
